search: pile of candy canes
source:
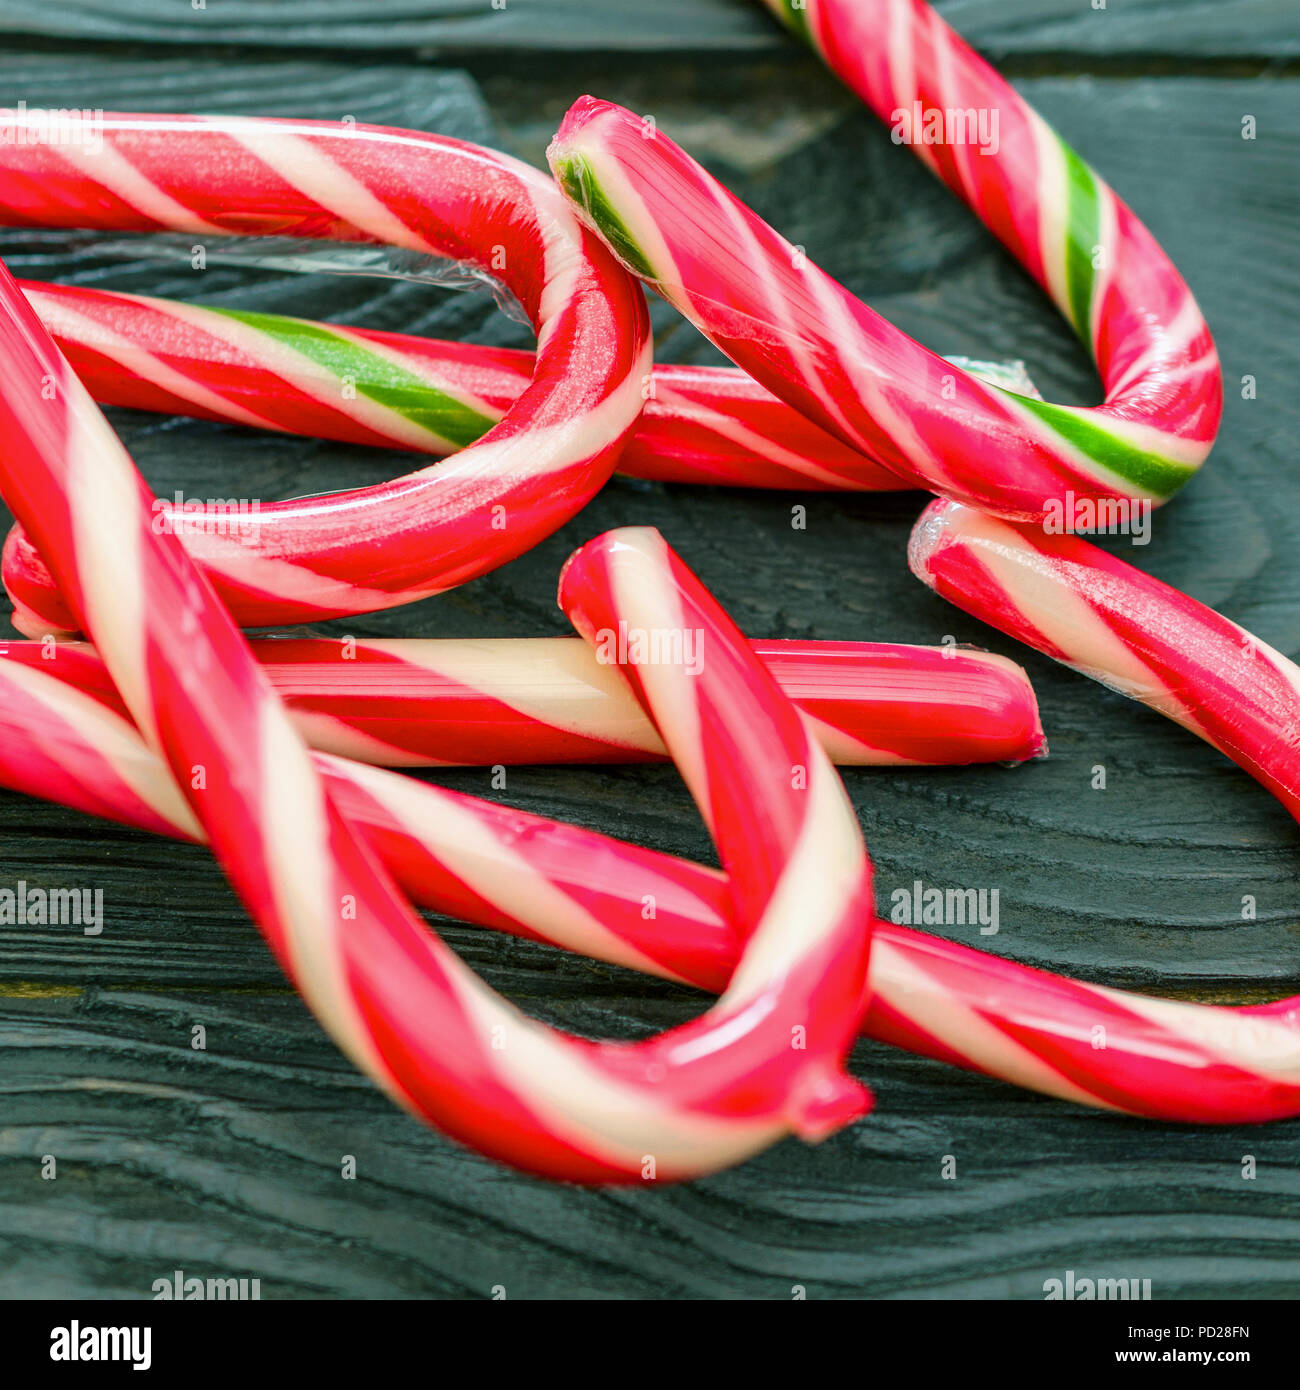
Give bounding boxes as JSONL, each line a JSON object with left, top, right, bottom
{"left": 1, "top": 0, "right": 1295, "bottom": 1185}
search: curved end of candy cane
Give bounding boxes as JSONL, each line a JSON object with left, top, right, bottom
{"left": 554, "top": 520, "right": 656, "bottom": 605}
{"left": 559, "top": 524, "right": 877, "bottom": 1157}
{"left": 784, "top": 1065, "right": 874, "bottom": 1142}
{"left": 550, "top": 76, "right": 1220, "bottom": 524}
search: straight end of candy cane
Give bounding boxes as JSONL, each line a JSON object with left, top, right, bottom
{"left": 965, "top": 651, "right": 1049, "bottom": 763}
{"left": 906, "top": 499, "right": 1050, "bottom": 761}
{"left": 907, "top": 497, "right": 1044, "bottom": 604}
{"left": 906, "top": 498, "right": 968, "bottom": 588}
{"left": 546, "top": 96, "right": 616, "bottom": 213}
{"left": 905, "top": 499, "right": 1025, "bottom": 635}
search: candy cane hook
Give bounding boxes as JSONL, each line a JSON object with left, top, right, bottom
{"left": 5, "top": 601, "right": 1300, "bottom": 1125}
{"left": 16, "top": 277, "right": 1040, "bottom": 494}
{"left": 548, "top": 0, "right": 1221, "bottom": 521}
{"left": 0, "top": 112, "right": 650, "bottom": 635}
{"left": 0, "top": 252, "right": 880, "bottom": 1178}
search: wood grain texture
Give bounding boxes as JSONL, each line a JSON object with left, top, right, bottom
{"left": 0, "top": 26, "right": 1298, "bottom": 1300}
{"left": 0, "top": 0, "right": 1295, "bottom": 58}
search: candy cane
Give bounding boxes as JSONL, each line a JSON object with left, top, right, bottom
{"left": 908, "top": 498, "right": 1300, "bottom": 821}
{"left": 0, "top": 252, "right": 882, "bottom": 1179}
{"left": 6, "top": 605, "right": 1300, "bottom": 1124}
{"left": 0, "top": 634, "right": 1046, "bottom": 768}
{"left": 547, "top": 0, "right": 1221, "bottom": 521}
{"left": 18, "top": 277, "right": 899, "bottom": 494}
{"left": 0, "top": 111, "right": 651, "bottom": 635}
{"left": 16, "top": 278, "right": 1039, "bottom": 497}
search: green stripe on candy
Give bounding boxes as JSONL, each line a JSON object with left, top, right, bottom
{"left": 772, "top": 0, "right": 814, "bottom": 42}
{"left": 1060, "top": 138, "right": 1102, "bottom": 346}
{"left": 1013, "top": 393, "right": 1196, "bottom": 500}
{"left": 205, "top": 308, "right": 496, "bottom": 450}
{"left": 554, "top": 153, "right": 659, "bottom": 282}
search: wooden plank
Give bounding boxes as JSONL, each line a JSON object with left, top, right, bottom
{"left": 0, "top": 0, "right": 1294, "bottom": 58}
{"left": 0, "top": 52, "right": 1298, "bottom": 1298}
{"left": 0, "top": 51, "right": 498, "bottom": 139}
{"left": 3, "top": 986, "right": 1299, "bottom": 1298}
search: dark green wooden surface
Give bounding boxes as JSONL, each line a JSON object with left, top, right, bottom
{"left": 0, "top": 0, "right": 1296, "bottom": 58}
{"left": 1, "top": 3, "right": 1299, "bottom": 1300}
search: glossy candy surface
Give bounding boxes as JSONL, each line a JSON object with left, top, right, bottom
{"left": 0, "top": 634, "right": 1046, "bottom": 768}
{"left": 909, "top": 500, "right": 1300, "bottom": 822}
{"left": 0, "top": 112, "right": 651, "bottom": 634}
{"left": 0, "top": 0, "right": 1280, "bottom": 1165}
{"left": 0, "top": 256, "right": 882, "bottom": 1181}
{"left": 17, "top": 279, "right": 1041, "bottom": 494}
{"left": 19, "top": 278, "right": 899, "bottom": 493}
{"left": 4, "top": 588, "right": 1300, "bottom": 1124}
{"left": 549, "top": 0, "right": 1222, "bottom": 521}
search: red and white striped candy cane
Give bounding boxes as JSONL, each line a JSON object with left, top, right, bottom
{"left": 18, "top": 277, "right": 900, "bottom": 494}
{"left": 0, "top": 258, "right": 879, "bottom": 1180}
{"left": 0, "top": 634, "right": 1046, "bottom": 768}
{"left": 6, "top": 625, "right": 1300, "bottom": 1124}
{"left": 0, "top": 111, "right": 651, "bottom": 635}
{"left": 15, "top": 279, "right": 1038, "bottom": 494}
{"left": 909, "top": 499, "right": 1300, "bottom": 821}
{"left": 547, "top": 0, "right": 1221, "bottom": 521}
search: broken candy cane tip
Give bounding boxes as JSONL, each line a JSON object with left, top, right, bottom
{"left": 549, "top": 94, "right": 617, "bottom": 160}
{"left": 549, "top": 110, "right": 658, "bottom": 286}
{"left": 907, "top": 499, "right": 962, "bottom": 579}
